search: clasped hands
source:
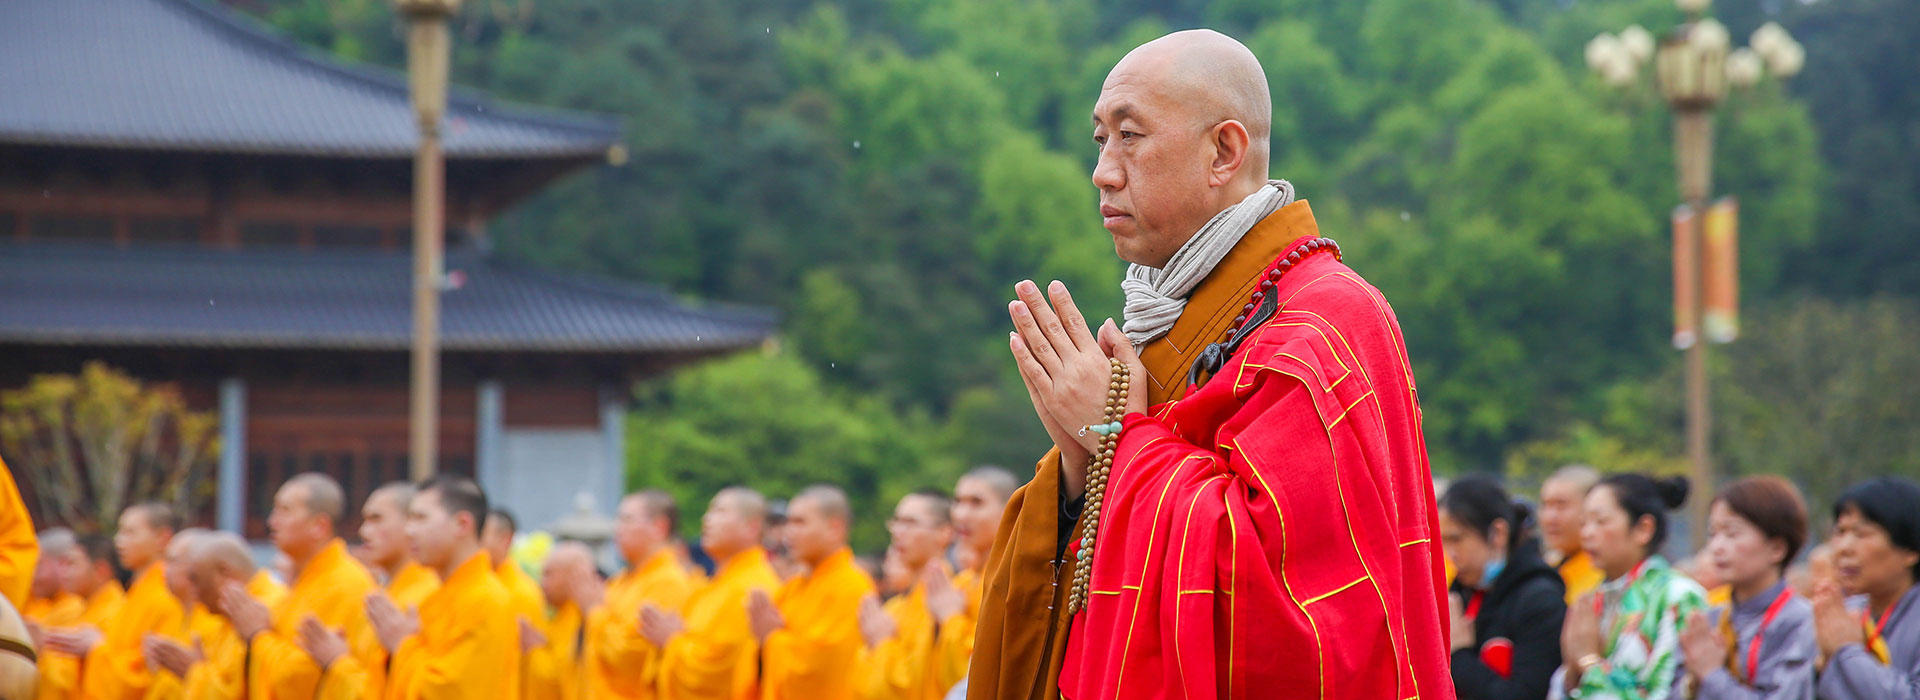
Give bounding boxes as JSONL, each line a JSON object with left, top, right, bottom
{"left": 1007, "top": 280, "right": 1146, "bottom": 501}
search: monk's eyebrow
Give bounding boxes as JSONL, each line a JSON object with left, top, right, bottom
{"left": 1094, "top": 103, "right": 1137, "bottom": 126}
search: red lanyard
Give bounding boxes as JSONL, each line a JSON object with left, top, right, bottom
{"left": 1738, "top": 587, "right": 1797, "bottom": 684}
{"left": 1465, "top": 589, "right": 1485, "bottom": 619}
{"left": 1864, "top": 602, "right": 1898, "bottom": 664}
{"left": 1595, "top": 559, "right": 1651, "bottom": 616}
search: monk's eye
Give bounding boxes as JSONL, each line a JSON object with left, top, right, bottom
{"left": 1119, "top": 130, "right": 1139, "bottom": 142}
{"left": 1093, "top": 134, "right": 1107, "bottom": 149}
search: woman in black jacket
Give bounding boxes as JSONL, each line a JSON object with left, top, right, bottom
{"left": 1442, "top": 475, "right": 1568, "bottom": 700}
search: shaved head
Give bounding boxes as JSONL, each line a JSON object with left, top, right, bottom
{"left": 792, "top": 486, "right": 851, "bottom": 526}
{"left": 285, "top": 473, "right": 346, "bottom": 526}
{"left": 541, "top": 541, "right": 597, "bottom": 607}
{"left": 37, "top": 528, "right": 75, "bottom": 558}
{"left": 1112, "top": 29, "right": 1271, "bottom": 147}
{"left": 960, "top": 467, "right": 1020, "bottom": 504}
{"left": 191, "top": 532, "right": 257, "bottom": 577}
{"left": 715, "top": 487, "right": 770, "bottom": 526}
{"left": 1093, "top": 29, "right": 1275, "bottom": 268}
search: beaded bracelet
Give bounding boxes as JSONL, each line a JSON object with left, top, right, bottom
{"left": 1068, "top": 357, "right": 1129, "bottom": 614}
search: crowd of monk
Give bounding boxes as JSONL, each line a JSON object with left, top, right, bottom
{"left": 0, "top": 461, "right": 1017, "bottom": 700}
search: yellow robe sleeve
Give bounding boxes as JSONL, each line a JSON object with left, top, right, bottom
{"left": 385, "top": 555, "right": 520, "bottom": 700}
{"left": 854, "top": 587, "right": 938, "bottom": 700}
{"left": 0, "top": 457, "right": 38, "bottom": 610}
{"left": 249, "top": 544, "right": 382, "bottom": 700}
{"left": 180, "top": 621, "right": 247, "bottom": 700}
{"left": 524, "top": 604, "right": 582, "bottom": 700}
{"left": 83, "top": 566, "right": 185, "bottom": 700}
{"left": 928, "top": 571, "right": 982, "bottom": 697}
{"left": 760, "top": 555, "right": 872, "bottom": 700}
{"left": 658, "top": 590, "right": 759, "bottom": 699}
{"left": 39, "top": 585, "right": 122, "bottom": 700}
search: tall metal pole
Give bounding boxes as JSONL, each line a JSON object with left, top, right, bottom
{"left": 402, "top": 0, "right": 458, "bottom": 482}
{"left": 1675, "top": 109, "right": 1714, "bottom": 549}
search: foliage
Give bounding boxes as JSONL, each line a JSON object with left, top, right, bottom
{"left": 225, "top": 0, "right": 1911, "bottom": 506}
{"left": 0, "top": 363, "right": 220, "bottom": 535}
{"left": 626, "top": 351, "right": 963, "bottom": 551}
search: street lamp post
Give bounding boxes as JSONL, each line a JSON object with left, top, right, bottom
{"left": 398, "top": 0, "right": 461, "bottom": 482}
{"left": 1587, "top": 1, "right": 1803, "bottom": 548}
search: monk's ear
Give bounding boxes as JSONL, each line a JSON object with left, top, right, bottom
{"left": 1207, "top": 119, "right": 1251, "bottom": 187}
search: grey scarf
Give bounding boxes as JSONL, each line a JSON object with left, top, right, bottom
{"left": 1121, "top": 180, "right": 1295, "bottom": 346}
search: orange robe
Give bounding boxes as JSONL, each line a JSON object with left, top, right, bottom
{"left": 759, "top": 548, "right": 874, "bottom": 700}
{"left": 498, "top": 559, "right": 548, "bottom": 630}
{"left": 525, "top": 602, "right": 582, "bottom": 700}
{"left": 38, "top": 582, "right": 123, "bottom": 700}
{"left": 1557, "top": 549, "right": 1603, "bottom": 604}
{"left": 181, "top": 611, "right": 246, "bottom": 700}
{"left": 387, "top": 563, "right": 441, "bottom": 612}
{"left": 385, "top": 551, "right": 520, "bottom": 700}
{"left": 974, "top": 202, "right": 1452, "bottom": 700}
{"left": 248, "top": 569, "right": 289, "bottom": 610}
{"left": 22, "top": 594, "right": 84, "bottom": 628}
{"left": 930, "top": 568, "right": 983, "bottom": 697}
{"left": 82, "top": 563, "right": 185, "bottom": 700}
{"left": 584, "top": 548, "right": 695, "bottom": 700}
{"left": 0, "top": 457, "right": 37, "bottom": 610}
{"left": 248, "top": 539, "right": 382, "bottom": 700}
{"left": 140, "top": 601, "right": 208, "bottom": 700}
{"left": 657, "top": 547, "right": 779, "bottom": 700}
{"left": 855, "top": 579, "right": 941, "bottom": 700}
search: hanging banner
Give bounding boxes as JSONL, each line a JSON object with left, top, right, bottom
{"left": 1703, "top": 197, "right": 1740, "bottom": 344}
{"left": 1673, "top": 203, "right": 1698, "bottom": 350}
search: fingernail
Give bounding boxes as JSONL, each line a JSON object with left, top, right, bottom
{"left": 1050, "top": 280, "right": 1065, "bottom": 292}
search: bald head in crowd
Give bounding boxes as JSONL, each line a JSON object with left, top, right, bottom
{"left": 162, "top": 527, "right": 209, "bottom": 606}
{"left": 271, "top": 472, "right": 346, "bottom": 569}
{"left": 1540, "top": 464, "right": 1601, "bottom": 559}
{"left": 953, "top": 467, "right": 1020, "bottom": 562}
{"left": 1093, "top": 29, "right": 1276, "bottom": 267}
{"left": 540, "top": 541, "right": 597, "bottom": 609}
{"left": 187, "top": 532, "right": 257, "bottom": 618}
{"left": 32, "top": 528, "right": 77, "bottom": 601}
{"left": 785, "top": 485, "right": 852, "bottom": 567}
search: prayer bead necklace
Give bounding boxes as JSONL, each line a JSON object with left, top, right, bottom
{"left": 1188, "top": 236, "right": 1342, "bottom": 389}
{"left": 1068, "top": 357, "right": 1129, "bottom": 614}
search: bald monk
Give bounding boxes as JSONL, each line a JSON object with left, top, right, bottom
{"left": 36, "top": 534, "right": 122, "bottom": 700}
{"left": 46, "top": 502, "right": 182, "bottom": 700}
{"left": 139, "top": 527, "right": 208, "bottom": 700}
{"left": 23, "top": 530, "right": 82, "bottom": 634}
{"left": 524, "top": 541, "right": 596, "bottom": 700}
{"left": 577, "top": 490, "right": 695, "bottom": 700}
{"left": 855, "top": 490, "right": 957, "bottom": 700}
{"left": 369, "top": 474, "right": 519, "bottom": 699}
{"left": 978, "top": 29, "right": 1449, "bottom": 700}
{"left": 362, "top": 483, "right": 440, "bottom": 611}
{"left": 146, "top": 532, "right": 264, "bottom": 700}
{"left": 0, "top": 596, "right": 37, "bottom": 700}
{"left": 486, "top": 509, "right": 549, "bottom": 641}
{"left": 931, "top": 468, "right": 1020, "bottom": 698}
{"left": 646, "top": 488, "right": 779, "bottom": 700}
{"left": 218, "top": 472, "right": 383, "bottom": 700}
{"left": 753, "top": 485, "right": 875, "bottom": 700}
{"left": 1537, "top": 464, "right": 1603, "bottom": 603}
{"left": 0, "top": 457, "right": 37, "bottom": 611}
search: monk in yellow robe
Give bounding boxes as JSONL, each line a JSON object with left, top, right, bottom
{"left": 753, "top": 485, "right": 875, "bottom": 700}
{"left": 0, "top": 457, "right": 37, "bottom": 611}
{"left": 132, "top": 532, "right": 258, "bottom": 700}
{"left": 375, "top": 475, "right": 520, "bottom": 700}
{"left": 581, "top": 490, "right": 695, "bottom": 700}
{"left": 1538, "top": 465, "right": 1604, "bottom": 603}
{"left": 646, "top": 488, "right": 779, "bottom": 700}
{"left": 23, "top": 530, "right": 82, "bottom": 632}
{"left": 139, "top": 528, "right": 209, "bottom": 700}
{"left": 855, "top": 491, "right": 956, "bottom": 700}
{"left": 524, "top": 541, "right": 596, "bottom": 700}
{"left": 929, "top": 468, "right": 1019, "bottom": 698}
{"left": 216, "top": 472, "right": 382, "bottom": 700}
{"left": 41, "top": 502, "right": 181, "bottom": 700}
{"left": 36, "top": 534, "right": 122, "bottom": 700}
{"left": 362, "top": 483, "right": 441, "bottom": 611}
{"left": 486, "top": 509, "right": 549, "bottom": 636}
{"left": 247, "top": 569, "right": 288, "bottom": 609}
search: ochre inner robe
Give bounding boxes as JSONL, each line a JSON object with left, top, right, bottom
{"left": 758, "top": 548, "right": 874, "bottom": 700}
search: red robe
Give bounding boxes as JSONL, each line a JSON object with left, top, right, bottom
{"left": 1056, "top": 216, "right": 1453, "bottom": 699}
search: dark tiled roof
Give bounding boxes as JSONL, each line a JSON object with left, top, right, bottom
{"left": 0, "top": 0, "right": 620, "bottom": 160}
{"left": 0, "top": 243, "right": 776, "bottom": 353}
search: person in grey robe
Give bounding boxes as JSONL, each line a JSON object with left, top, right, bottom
{"left": 1813, "top": 478, "right": 1920, "bottom": 700}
